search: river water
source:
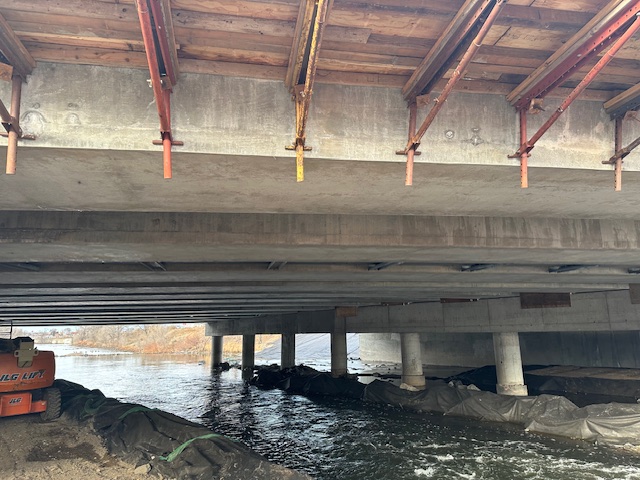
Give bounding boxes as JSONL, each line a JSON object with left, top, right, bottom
{"left": 43, "top": 343, "right": 640, "bottom": 480}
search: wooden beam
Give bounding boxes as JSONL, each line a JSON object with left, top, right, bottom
{"left": 507, "top": 0, "right": 639, "bottom": 108}
{"left": 0, "top": 62, "right": 13, "bottom": 82}
{"left": 402, "top": 0, "right": 491, "bottom": 102}
{"left": 604, "top": 82, "right": 640, "bottom": 118}
{"left": 285, "top": 0, "right": 316, "bottom": 92}
{"left": 0, "top": 13, "right": 35, "bottom": 77}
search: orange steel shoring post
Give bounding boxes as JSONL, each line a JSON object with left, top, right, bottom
{"left": 401, "top": 0, "right": 505, "bottom": 186}
{"left": 603, "top": 116, "right": 640, "bottom": 191}
{"left": 614, "top": 117, "right": 623, "bottom": 191}
{"left": 5, "top": 75, "right": 22, "bottom": 175}
{"left": 136, "top": 0, "right": 176, "bottom": 179}
{"left": 510, "top": 11, "right": 640, "bottom": 189}
{"left": 404, "top": 102, "right": 417, "bottom": 186}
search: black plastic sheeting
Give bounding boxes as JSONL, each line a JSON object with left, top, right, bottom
{"left": 448, "top": 364, "right": 640, "bottom": 406}
{"left": 254, "top": 365, "right": 640, "bottom": 447}
{"left": 56, "top": 379, "right": 311, "bottom": 480}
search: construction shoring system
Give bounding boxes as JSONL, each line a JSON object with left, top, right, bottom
{"left": 602, "top": 84, "right": 640, "bottom": 191}
{"left": 136, "top": 0, "right": 182, "bottom": 179}
{"left": 0, "top": 12, "right": 35, "bottom": 175}
{"left": 508, "top": 1, "right": 640, "bottom": 189}
{"left": 285, "top": 0, "right": 332, "bottom": 183}
{"left": 397, "top": 0, "right": 506, "bottom": 186}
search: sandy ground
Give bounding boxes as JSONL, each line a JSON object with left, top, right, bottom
{"left": 0, "top": 413, "right": 153, "bottom": 480}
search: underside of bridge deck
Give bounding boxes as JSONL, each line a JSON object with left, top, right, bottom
{"left": 0, "top": 0, "right": 640, "bottom": 329}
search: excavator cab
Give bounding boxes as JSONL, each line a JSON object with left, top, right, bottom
{"left": 0, "top": 337, "right": 60, "bottom": 420}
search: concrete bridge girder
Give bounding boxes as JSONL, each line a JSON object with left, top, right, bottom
{"left": 0, "top": 63, "right": 630, "bottom": 168}
{"left": 204, "top": 291, "right": 640, "bottom": 336}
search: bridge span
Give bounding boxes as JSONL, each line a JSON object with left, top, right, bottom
{"left": 1, "top": 0, "right": 640, "bottom": 395}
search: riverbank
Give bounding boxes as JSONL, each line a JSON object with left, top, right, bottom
{"left": 0, "top": 378, "right": 311, "bottom": 480}
{"left": 0, "top": 414, "right": 140, "bottom": 480}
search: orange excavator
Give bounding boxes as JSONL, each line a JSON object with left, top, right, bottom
{"left": 0, "top": 337, "right": 60, "bottom": 420}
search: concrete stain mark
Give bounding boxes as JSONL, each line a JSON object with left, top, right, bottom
{"left": 21, "top": 111, "right": 47, "bottom": 136}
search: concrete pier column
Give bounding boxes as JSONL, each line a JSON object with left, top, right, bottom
{"left": 493, "top": 332, "right": 528, "bottom": 396}
{"left": 211, "top": 335, "right": 223, "bottom": 367}
{"left": 400, "top": 333, "right": 426, "bottom": 390}
{"left": 242, "top": 334, "right": 255, "bottom": 381}
{"left": 331, "top": 316, "right": 348, "bottom": 377}
{"left": 281, "top": 333, "right": 296, "bottom": 369}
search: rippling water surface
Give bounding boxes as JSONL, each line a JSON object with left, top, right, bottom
{"left": 46, "top": 345, "right": 640, "bottom": 480}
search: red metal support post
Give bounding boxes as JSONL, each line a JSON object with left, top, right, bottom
{"left": 400, "top": 0, "right": 505, "bottom": 159}
{"left": 136, "top": 0, "right": 181, "bottom": 179}
{"left": 6, "top": 75, "right": 22, "bottom": 175}
{"left": 510, "top": 14, "right": 640, "bottom": 165}
{"left": 604, "top": 122, "right": 640, "bottom": 188}
{"left": 405, "top": 102, "right": 417, "bottom": 186}
{"left": 162, "top": 89, "right": 172, "bottom": 179}
{"left": 518, "top": 109, "right": 528, "bottom": 189}
{"left": 614, "top": 117, "right": 623, "bottom": 191}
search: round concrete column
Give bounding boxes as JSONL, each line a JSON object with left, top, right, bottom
{"left": 211, "top": 335, "right": 223, "bottom": 367}
{"left": 331, "top": 317, "right": 348, "bottom": 377}
{"left": 400, "top": 333, "right": 426, "bottom": 390}
{"left": 242, "top": 334, "right": 255, "bottom": 380}
{"left": 281, "top": 333, "right": 296, "bottom": 369}
{"left": 493, "top": 332, "right": 528, "bottom": 396}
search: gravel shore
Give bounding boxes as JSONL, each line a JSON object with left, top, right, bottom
{"left": 0, "top": 414, "right": 149, "bottom": 480}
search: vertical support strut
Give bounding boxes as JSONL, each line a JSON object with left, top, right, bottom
{"left": 614, "top": 116, "right": 623, "bottom": 192}
{"left": 286, "top": 0, "right": 331, "bottom": 182}
{"left": 405, "top": 102, "right": 417, "bottom": 186}
{"left": 136, "top": 0, "right": 181, "bottom": 178}
{"left": 294, "top": 85, "right": 306, "bottom": 182}
{"left": 510, "top": 13, "right": 640, "bottom": 166}
{"left": 162, "top": 89, "right": 172, "bottom": 179}
{"left": 5, "top": 75, "right": 22, "bottom": 175}
{"left": 518, "top": 109, "right": 528, "bottom": 189}
{"left": 397, "top": 0, "right": 506, "bottom": 184}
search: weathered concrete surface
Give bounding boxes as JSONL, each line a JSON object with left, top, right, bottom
{"left": 400, "top": 333, "right": 426, "bottom": 389}
{"left": 493, "top": 332, "right": 528, "bottom": 396}
{"left": 1, "top": 63, "right": 640, "bottom": 333}
{"left": 3, "top": 148, "right": 640, "bottom": 217}
{"left": 0, "top": 63, "right": 637, "bottom": 188}
{"left": 3, "top": 211, "right": 640, "bottom": 265}
{"left": 205, "top": 291, "right": 640, "bottom": 335}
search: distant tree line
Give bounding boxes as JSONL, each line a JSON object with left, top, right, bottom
{"left": 71, "top": 324, "right": 210, "bottom": 354}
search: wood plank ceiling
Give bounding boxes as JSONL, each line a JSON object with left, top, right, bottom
{"left": 0, "top": 0, "right": 638, "bottom": 98}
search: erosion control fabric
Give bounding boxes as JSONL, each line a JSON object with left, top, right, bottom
{"left": 56, "top": 380, "right": 310, "bottom": 480}
{"left": 254, "top": 366, "right": 640, "bottom": 446}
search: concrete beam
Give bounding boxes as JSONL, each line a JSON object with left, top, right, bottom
{"left": 206, "top": 290, "right": 640, "bottom": 335}
{"left": 0, "top": 62, "right": 636, "bottom": 172}
{"left": 3, "top": 211, "right": 640, "bottom": 265}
